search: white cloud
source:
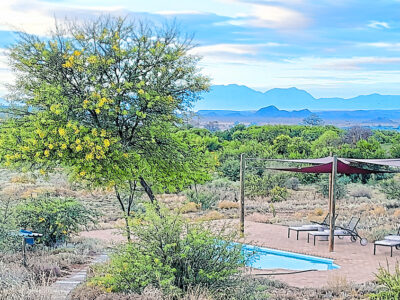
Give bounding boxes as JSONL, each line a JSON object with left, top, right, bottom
{"left": 191, "top": 42, "right": 287, "bottom": 56}
{"left": 367, "top": 21, "right": 390, "bottom": 29}
{"left": 312, "top": 56, "right": 400, "bottom": 70}
{"left": 155, "top": 10, "right": 205, "bottom": 15}
{"left": 363, "top": 42, "right": 400, "bottom": 51}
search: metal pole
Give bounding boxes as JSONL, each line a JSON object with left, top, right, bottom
{"left": 329, "top": 155, "right": 337, "bottom": 252}
{"left": 22, "top": 237, "right": 26, "bottom": 266}
{"left": 239, "top": 153, "right": 245, "bottom": 236}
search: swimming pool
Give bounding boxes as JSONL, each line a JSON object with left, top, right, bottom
{"left": 242, "top": 244, "right": 339, "bottom": 271}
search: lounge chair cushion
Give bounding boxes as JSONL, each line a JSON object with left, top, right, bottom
{"left": 384, "top": 235, "right": 400, "bottom": 241}
{"left": 375, "top": 240, "right": 400, "bottom": 246}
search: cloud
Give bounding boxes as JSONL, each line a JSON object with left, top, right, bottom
{"left": 367, "top": 20, "right": 390, "bottom": 29}
{"left": 155, "top": 10, "right": 205, "bottom": 16}
{"left": 363, "top": 42, "right": 400, "bottom": 51}
{"left": 304, "top": 56, "right": 400, "bottom": 70}
{"left": 191, "top": 42, "right": 287, "bottom": 56}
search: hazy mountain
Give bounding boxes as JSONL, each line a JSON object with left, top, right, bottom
{"left": 196, "top": 84, "right": 400, "bottom": 110}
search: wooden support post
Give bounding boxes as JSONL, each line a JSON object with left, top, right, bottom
{"left": 22, "top": 237, "right": 27, "bottom": 267}
{"left": 329, "top": 155, "right": 338, "bottom": 252}
{"left": 239, "top": 153, "right": 245, "bottom": 237}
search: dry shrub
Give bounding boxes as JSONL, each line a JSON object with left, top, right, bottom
{"left": 181, "top": 202, "right": 200, "bottom": 213}
{"left": 218, "top": 200, "right": 239, "bottom": 209}
{"left": 10, "top": 175, "right": 36, "bottom": 184}
{"left": 293, "top": 211, "right": 304, "bottom": 220}
{"left": 370, "top": 205, "right": 386, "bottom": 216}
{"left": 247, "top": 212, "right": 270, "bottom": 223}
{"left": 349, "top": 186, "right": 372, "bottom": 199}
{"left": 325, "top": 275, "right": 350, "bottom": 295}
{"left": 393, "top": 209, "right": 400, "bottom": 218}
{"left": 313, "top": 208, "right": 324, "bottom": 216}
{"left": 197, "top": 211, "right": 224, "bottom": 221}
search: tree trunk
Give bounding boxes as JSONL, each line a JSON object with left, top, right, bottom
{"left": 139, "top": 176, "right": 160, "bottom": 213}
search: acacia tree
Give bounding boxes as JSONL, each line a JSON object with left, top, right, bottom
{"left": 0, "top": 16, "right": 212, "bottom": 240}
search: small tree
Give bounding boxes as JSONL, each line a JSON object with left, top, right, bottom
{"left": 0, "top": 16, "right": 212, "bottom": 241}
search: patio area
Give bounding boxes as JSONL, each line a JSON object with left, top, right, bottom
{"left": 241, "top": 220, "right": 395, "bottom": 288}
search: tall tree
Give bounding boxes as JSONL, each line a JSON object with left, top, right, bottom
{"left": 0, "top": 16, "right": 211, "bottom": 240}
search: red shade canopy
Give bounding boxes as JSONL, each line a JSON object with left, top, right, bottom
{"left": 266, "top": 156, "right": 398, "bottom": 174}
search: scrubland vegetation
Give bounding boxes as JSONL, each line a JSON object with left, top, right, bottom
{"left": 2, "top": 14, "right": 400, "bottom": 300}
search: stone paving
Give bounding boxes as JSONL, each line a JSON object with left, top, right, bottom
{"left": 50, "top": 254, "right": 108, "bottom": 300}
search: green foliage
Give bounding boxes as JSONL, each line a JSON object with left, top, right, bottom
{"left": 270, "top": 186, "right": 289, "bottom": 202}
{"left": 0, "top": 224, "right": 20, "bottom": 253}
{"left": 369, "top": 262, "right": 400, "bottom": 299}
{"left": 246, "top": 172, "right": 289, "bottom": 198}
{"left": 184, "top": 190, "right": 218, "bottom": 210}
{"left": 380, "top": 179, "right": 400, "bottom": 200}
{"left": 14, "top": 197, "right": 97, "bottom": 246}
{"left": 285, "top": 177, "right": 300, "bottom": 190}
{"left": 319, "top": 178, "right": 348, "bottom": 200}
{"left": 220, "top": 158, "right": 240, "bottom": 181}
{"left": 90, "top": 205, "right": 245, "bottom": 296}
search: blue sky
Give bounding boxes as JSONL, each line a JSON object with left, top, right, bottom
{"left": 1, "top": 0, "right": 400, "bottom": 99}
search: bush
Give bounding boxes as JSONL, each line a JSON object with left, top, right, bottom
{"left": 220, "top": 158, "right": 240, "bottom": 181}
{"left": 246, "top": 172, "right": 289, "bottom": 198}
{"left": 270, "top": 186, "right": 289, "bottom": 202}
{"left": 218, "top": 200, "right": 239, "bottom": 209}
{"left": 369, "top": 262, "right": 400, "bottom": 299}
{"left": 184, "top": 190, "right": 218, "bottom": 210}
{"left": 350, "top": 186, "right": 372, "bottom": 199}
{"left": 14, "top": 197, "right": 97, "bottom": 246}
{"left": 89, "top": 205, "right": 245, "bottom": 297}
{"left": 319, "top": 180, "right": 347, "bottom": 200}
{"left": 285, "top": 177, "right": 300, "bottom": 191}
{"left": 381, "top": 179, "right": 400, "bottom": 200}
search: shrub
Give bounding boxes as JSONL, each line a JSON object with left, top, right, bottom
{"left": 319, "top": 180, "right": 347, "bottom": 200}
{"left": 197, "top": 210, "right": 225, "bottom": 222}
{"left": 350, "top": 186, "right": 372, "bottom": 199}
{"left": 246, "top": 172, "right": 288, "bottom": 198}
{"left": 285, "top": 177, "right": 300, "bottom": 191}
{"left": 369, "top": 262, "right": 400, "bottom": 299}
{"left": 270, "top": 186, "right": 289, "bottom": 202}
{"left": 180, "top": 202, "right": 200, "bottom": 213}
{"left": 220, "top": 158, "right": 240, "bottom": 181}
{"left": 218, "top": 200, "right": 239, "bottom": 209}
{"left": 14, "top": 197, "right": 98, "bottom": 246}
{"left": 381, "top": 179, "right": 400, "bottom": 200}
{"left": 184, "top": 190, "right": 218, "bottom": 210}
{"left": 89, "top": 205, "right": 245, "bottom": 297}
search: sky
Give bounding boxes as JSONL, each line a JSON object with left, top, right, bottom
{"left": 1, "top": 0, "right": 400, "bottom": 99}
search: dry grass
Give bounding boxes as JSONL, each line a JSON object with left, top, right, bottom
{"left": 196, "top": 210, "right": 224, "bottom": 222}
{"left": 218, "top": 200, "right": 239, "bottom": 209}
{"left": 247, "top": 212, "right": 270, "bottom": 224}
{"left": 180, "top": 202, "right": 200, "bottom": 213}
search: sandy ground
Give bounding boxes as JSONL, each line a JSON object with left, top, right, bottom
{"left": 81, "top": 219, "right": 397, "bottom": 289}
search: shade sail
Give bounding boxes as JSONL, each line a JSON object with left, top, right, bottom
{"left": 265, "top": 156, "right": 399, "bottom": 174}
{"left": 268, "top": 161, "right": 388, "bottom": 174}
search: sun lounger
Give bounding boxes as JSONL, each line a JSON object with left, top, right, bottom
{"left": 288, "top": 213, "right": 337, "bottom": 240}
{"left": 373, "top": 226, "right": 400, "bottom": 256}
{"left": 374, "top": 240, "right": 400, "bottom": 257}
{"left": 307, "top": 217, "right": 368, "bottom": 246}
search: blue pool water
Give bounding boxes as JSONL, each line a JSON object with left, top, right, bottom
{"left": 242, "top": 244, "right": 340, "bottom": 271}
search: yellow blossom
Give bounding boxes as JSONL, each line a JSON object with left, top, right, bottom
{"left": 92, "top": 129, "right": 98, "bottom": 136}
{"left": 95, "top": 108, "right": 100, "bottom": 114}
{"left": 76, "top": 139, "right": 81, "bottom": 144}
{"left": 61, "top": 144, "right": 67, "bottom": 150}
{"left": 48, "top": 144, "right": 54, "bottom": 149}
{"left": 85, "top": 153, "right": 94, "bottom": 160}
{"left": 39, "top": 217, "right": 45, "bottom": 222}
{"left": 44, "top": 150, "right": 50, "bottom": 157}
{"left": 39, "top": 169, "right": 45, "bottom": 175}
{"left": 73, "top": 50, "right": 81, "bottom": 56}
{"left": 123, "top": 153, "right": 128, "bottom": 158}
{"left": 79, "top": 170, "right": 86, "bottom": 176}
{"left": 100, "top": 129, "right": 106, "bottom": 137}
{"left": 103, "top": 139, "right": 110, "bottom": 148}
{"left": 76, "top": 144, "right": 82, "bottom": 152}
{"left": 58, "top": 128, "right": 66, "bottom": 136}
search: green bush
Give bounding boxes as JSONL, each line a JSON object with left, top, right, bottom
{"left": 246, "top": 172, "right": 288, "bottom": 198}
{"left": 0, "top": 224, "right": 20, "bottom": 253}
{"left": 90, "top": 205, "right": 245, "bottom": 297}
{"left": 381, "top": 179, "right": 400, "bottom": 200}
{"left": 369, "top": 262, "right": 400, "bottom": 299}
{"left": 220, "top": 158, "right": 240, "bottom": 181}
{"left": 14, "top": 197, "right": 97, "bottom": 247}
{"left": 270, "top": 186, "right": 289, "bottom": 202}
{"left": 184, "top": 190, "right": 218, "bottom": 210}
{"left": 319, "top": 179, "right": 347, "bottom": 200}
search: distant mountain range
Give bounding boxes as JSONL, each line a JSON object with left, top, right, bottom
{"left": 195, "top": 106, "right": 400, "bottom": 128}
{"left": 196, "top": 85, "right": 400, "bottom": 111}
